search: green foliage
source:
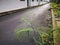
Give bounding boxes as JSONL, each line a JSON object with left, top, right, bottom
{"left": 15, "top": 28, "right": 33, "bottom": 39}
{"left": 56, "top": 33, "right": 60, "bottom": 44}
{"left": 56, "top": 26, "right": 60, "bottom": 44}
{"left": 33, "top": 27, "right": 54, "bottom": 45}
{"left": 15, "top": 17, "right": 54, "bottom": 45}
{"left": 16, "top": 28, "right": 33, "bottom": 34}
{"left": 51, "top": 3, "right": 60, "bottom": 19}
{"left": 38, "top": 31, "right": 49, "bottom": 45}
{"left": 47, "top": 28, "right": 54, "bottom": 35}
{"left": 50, "top": 3, "right": 57, "bottom": 9}
{"left": 57, "top": 26, "right": 60, "bottom": 33}
{"left": 56, "top": 10, "right": 60, "bottom": 16}
{"left": 50, "top": 0, "right": 60, "bottom": 4}
{"left": 33, "top": 37, "right": 41, "bottom": 45}
{"left": 15, "top": 17, "right": 33, "bottom": 40}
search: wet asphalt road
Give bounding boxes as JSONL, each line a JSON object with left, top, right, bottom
{"left": 0, "top": 3, "right": 50, "bottom": 45}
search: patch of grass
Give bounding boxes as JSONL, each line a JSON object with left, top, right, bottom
{"left": 33, "top": 27, "right": 54, "bottom": 45}
{"left": 15, "top": 28, "right": 33, "bottom": 40}
{"left": 15, "top": 17, "right": 54, "bottom": 45}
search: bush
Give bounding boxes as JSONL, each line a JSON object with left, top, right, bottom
{"left": 56, "top": 26, "right": 60, "bottom": 44}
{"left": 57, "top": 26, "right": 60, "bottom": 33}
{"left": 50, "top": 3, "right": 57, "bottom": 9}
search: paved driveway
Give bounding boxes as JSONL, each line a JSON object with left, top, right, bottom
{"left": 0, "top": 4, "right": 50, "bottom": 45}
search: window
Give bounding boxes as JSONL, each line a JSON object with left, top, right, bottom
{"left": 20, "top": 0, "right": 25, "bottom": 1}
{"left": 40, "top": 0, "right": 42, "bottom": 1}
{"left": 37, "top": 0, "right": 38, "bottom": 1}
{"left": 32, "top": 0, "right": 34, "bottom": 1}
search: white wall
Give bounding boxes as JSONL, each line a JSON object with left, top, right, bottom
{"left": 0, "top": 0, "right": 49, "bottom": 13}
{"left": 43, "top": 0, "right": 50, "bottom": 2}
{"left": 30, "top": 0, "right": 38, "bottom": 6}
{"left": 39, "top": 0, "right": 49, "bottom": 5}
{"left": 0, "top": 0, "right": 27, "bottom": 13}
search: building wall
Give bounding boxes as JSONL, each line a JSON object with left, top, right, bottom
{"left": 30, "top": 0, "right": 38, "bottom": 6}
{"left": 0, "top": 0, "right": 27, "bottom": 13}
{"left": 0, "top": 0, "right": 49, "bottom": 13}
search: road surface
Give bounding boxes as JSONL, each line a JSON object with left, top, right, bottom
{"left": 0, "top": 4, "right": 50, "bottom": 45}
